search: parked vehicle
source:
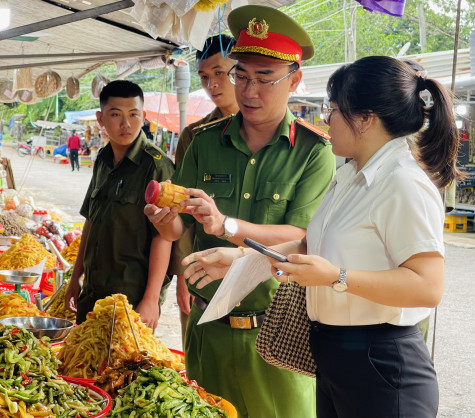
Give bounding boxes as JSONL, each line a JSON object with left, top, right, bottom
{"left": 17, "top": 138, "right": 46, "bottom": 159}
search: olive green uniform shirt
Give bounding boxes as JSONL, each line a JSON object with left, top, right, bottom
{"left": 174, "top": 107, "right": 223, "bottom": 167}
{"left": 77, "top": 131, "right": 175, "bottom": 323}
{"left": 173, "top": 109, "right": 336, "bottom": 417}
{"left": 169, "top": 107, "right": 224, "bottom": 275}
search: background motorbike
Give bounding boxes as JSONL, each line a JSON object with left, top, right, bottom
{"left": 17, "top": 139, "right": 46, "bottom": 159}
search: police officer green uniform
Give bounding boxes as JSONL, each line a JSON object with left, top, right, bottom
{"left": 169, "top": 107, "right": 225, "bottom": 277}
{"left": 77, "top": 131, "right": 174, "bottom": 323}
{"left": 173, "top": 109, "right": 335, "bottom": 417}
{"left": 143, "top": 5, "right": 336, "bottom": 416}
{"left": 174, "top": 107, "right": 224, "bottom": 168}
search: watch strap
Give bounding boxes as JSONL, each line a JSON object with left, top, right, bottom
{"left": 218, "top": 216, "right": 233, "bottom": 240}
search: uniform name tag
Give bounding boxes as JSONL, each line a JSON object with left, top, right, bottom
{"left": 203, "top": 173, "right": 231, "bottom": 183}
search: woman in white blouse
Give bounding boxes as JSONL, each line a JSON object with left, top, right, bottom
{"left": 182, "top": 56, "right": 463, "bottom": 417}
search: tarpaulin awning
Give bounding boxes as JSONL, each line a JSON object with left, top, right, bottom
{"left": 144, "top": 92, "right": 215, "bottom": 133}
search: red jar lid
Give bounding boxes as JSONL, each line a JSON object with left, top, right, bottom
{"left": 145, "top": 180, "right": 160, "bottom": 204}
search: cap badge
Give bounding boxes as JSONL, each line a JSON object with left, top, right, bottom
{"left": 247, "top": 18, "right": 269, "bottom": 40}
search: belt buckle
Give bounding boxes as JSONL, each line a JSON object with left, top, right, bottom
{"left": 229, "top": 316, "right": 254, "bottom": 329}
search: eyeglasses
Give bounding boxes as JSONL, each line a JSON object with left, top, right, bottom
{"left": 321, "top": 103, "right": 338, "bottom": 124}
{"left": 227, "top": 65, "right": 297, "bottom": 90}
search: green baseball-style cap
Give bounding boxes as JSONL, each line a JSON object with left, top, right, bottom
{"left": 227, "top": 5, "right": 314, "bottom": 66}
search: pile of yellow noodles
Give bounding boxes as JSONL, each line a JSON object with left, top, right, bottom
{"left": 57, "top": 294, "right": 184, "bottom": 379}
{"left": 45, "top": 283, "right": 76, "bottom": 322}
{"left": 0, "top": 233, "right": 56, "bottom": 270}
{"left": 60, "top": 235, "right": 81, "bottom": 264}
{"left": 0, "top": 293, "right": 48, "bottom": 319}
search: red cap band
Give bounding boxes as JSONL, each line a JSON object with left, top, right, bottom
{"left": 232, "top": 29, "right": 302, "bottom": 66}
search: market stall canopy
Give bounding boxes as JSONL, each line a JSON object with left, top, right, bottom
{"left": 0, "top": 0, "right": 294, "bottom": 103}
{"left": 34, "top": 120, "right": 85, "bottom": 131}
{"left": 144, "top": 92, "right": 215, "bottom": 134}
{"left": 0, "top": 0, "right": 179, "bottom": 84}
{"left": 64, "top": 109, "right": 101, "bottom": 124}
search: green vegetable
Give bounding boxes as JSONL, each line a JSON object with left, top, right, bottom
{"left": 0, "top": 325, "right": 104, "bottom": 416}
{"left": 110, "top": 366, "right": 228, "bottom": 418}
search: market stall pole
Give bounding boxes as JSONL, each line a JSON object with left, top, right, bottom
{"left": 176, "top": 61, "right": 191, "bottom": 134}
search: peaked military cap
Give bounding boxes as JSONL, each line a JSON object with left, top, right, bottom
{"left": 227, "top": 5, "right": 314, "bottom": 67}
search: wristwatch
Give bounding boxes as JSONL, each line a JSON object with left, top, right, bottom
{"left": 332, "top": 268, "right": 348, "bottom": 292}
{"left": 218, "top": 216, "right": 238, "bottom": 240}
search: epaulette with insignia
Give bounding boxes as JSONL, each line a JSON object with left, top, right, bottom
{"left": 295, "top": 118, "right": 331, "bottom": 141}
{"left": 144, "top": 144, "right": 167, "bottom": 162}
{"left": 192, "top": 114, "right": 234, "bottom": 134}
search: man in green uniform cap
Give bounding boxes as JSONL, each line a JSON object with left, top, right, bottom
{"left": 145, "top": 5, "right": 335, "bottom": 417}
{"left": 65, "top": 80, "right": 174, "bottom": 330}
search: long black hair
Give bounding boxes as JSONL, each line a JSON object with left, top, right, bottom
{"left": 327, "top": 55, "right": 462, "bottom": 188}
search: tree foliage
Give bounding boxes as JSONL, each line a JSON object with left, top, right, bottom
{"left": 1, "top": 0, "right": 473, "bottom": 129}
{"left": 283, "top": 0, "right": 475, "bottom": 65}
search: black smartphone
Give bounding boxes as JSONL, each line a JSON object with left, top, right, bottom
{"left": 244, "top": 238, "right": 288, "bottom": 262}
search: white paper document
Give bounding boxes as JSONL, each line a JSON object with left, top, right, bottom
{"left": 197, "top": 253, "right": 272, "bottom": 325}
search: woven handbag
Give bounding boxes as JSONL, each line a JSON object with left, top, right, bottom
{"left": 256, "top": 281, "right": 317, "bottom": 377}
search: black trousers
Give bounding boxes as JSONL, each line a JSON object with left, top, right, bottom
{"left": 310, "top": 321, "right": 438, "bottom": 418}
{"left": 69, "top": 149, "right": 79, "bottom": 170}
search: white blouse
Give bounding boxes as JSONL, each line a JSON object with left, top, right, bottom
{"left": 306, "top": 137, "right": 445, "bottom": 326}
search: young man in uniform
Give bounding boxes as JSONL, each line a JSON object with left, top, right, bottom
{"left": 170, "top": 34, "right": 239, "bottom": 344}
{"left": 145, "top": 5, "right": 335, "bottom": 417}
{"left": 65, "top": 80, "right": 174, "bottom": 330}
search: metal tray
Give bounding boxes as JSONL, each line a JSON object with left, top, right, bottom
{"left": 0, "top": 270, "right": 41, "bottom": 285}
{"left": 0, "top": 316, "right": 74, "bottom": 340}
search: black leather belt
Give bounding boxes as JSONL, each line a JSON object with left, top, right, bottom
{"left": 194, "top": 296, "right": 265, "bottom": 330}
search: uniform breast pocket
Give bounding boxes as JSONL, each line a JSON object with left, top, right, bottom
{"left": 255, "top": 182, "right": 296, "bottom": 224}
{"left": 88, "top": 188, "right": 103, "bottom": 222}
{"left": 196, "top": 181, "right": 234, "bottom": 205}
{"left": 113, "top": 192, "right": 144, "bottom": 223}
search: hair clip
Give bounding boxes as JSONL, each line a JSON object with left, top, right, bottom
{"left": 415, "top": 70, "right": 428, "bottom": 79}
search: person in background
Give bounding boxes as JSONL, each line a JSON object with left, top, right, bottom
{"left": 142, "top": 119, "right": 154, "bottom": 141}
{"left": 67, "top": 129, "right": 81, "bottom": 171}
{"left": 65, "top": 80, "right": 175, "bottom": 330}
{"left": 170, "top": 33, "right": 239, "bottom": 346}
{"left": 79, "top": 143, "right": 90, "bottom": 156}
{"left": 144, "top": 5, "right": 335, "bottom": 417}
{"left": 183, "top": 55, "right": 462, "bottom": 417}
{"left": 84, "top": 125, "right": 92, "bottom": 145}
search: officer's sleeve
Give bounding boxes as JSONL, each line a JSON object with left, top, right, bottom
{"left": 171, "top": 136, "right": 200, "bottom": 229}
{"left": 148, "top": 153, "right": 176, "bottom": 237}
{"left": 174, "top": 126, "right": 193, "bottom": 168}
{"left": 285, "top": 142, "right": 336, "bottom": 228}
{"left": 152, "top": 153, "right": 175, "bottom": 184}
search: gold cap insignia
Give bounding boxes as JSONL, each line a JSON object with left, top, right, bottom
{"left": 247, "top": 18, "right": 269, "bottom": 39}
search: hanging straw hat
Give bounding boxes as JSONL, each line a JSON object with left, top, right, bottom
{"left": 12, "top": 68, "right": 35, "bottom": 93}
{"left": 91, "top": 74, "right": 110, "bottom": 98}
{"left": 35, "top": 70, "right": 62, "bottom": 98}
{"left": 66, "top": 76, "right": 80, "bottom": 100}
{"left": 16, "top": 89, "right": 38, "bottom": 104}
{"left": 0, "top": 79, "right": 16, "bottom": 103}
